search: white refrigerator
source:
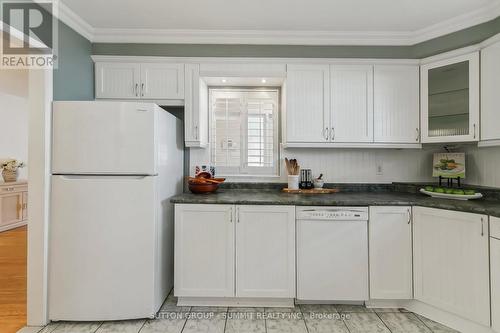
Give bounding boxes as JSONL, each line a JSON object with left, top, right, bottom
{"left": 49, "top": 101, "right": 183, "bottom": 321}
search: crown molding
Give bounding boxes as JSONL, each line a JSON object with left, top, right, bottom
{"left": 91, "top": 28, "right": 415, "bottom": 46}
{"left": 410, "top": 1, "right": 500, "bottom": 44}
{"left": 60, "top": 2, "right": 500, "bottom": 46}
{"left": 57, "top": 1, "right": 94, "bottom": 41}
{"left": 91, "top": 55, "right": 420, "bottom": 65}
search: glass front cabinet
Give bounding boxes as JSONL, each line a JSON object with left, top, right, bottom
{"left": 420, "top": 52, "right": 480, "bottom": 143}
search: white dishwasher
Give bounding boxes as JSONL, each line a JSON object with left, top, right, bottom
{"left": 297, "top": 207, "right": 369, "bottom": 301}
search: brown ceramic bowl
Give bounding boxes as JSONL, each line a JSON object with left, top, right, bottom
{"left": 188, "top": 182, "right": 219, "bottom": 194}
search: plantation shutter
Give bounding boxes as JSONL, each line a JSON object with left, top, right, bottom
{"left": 210, "top": 89, "right": 279, "bottom": 176}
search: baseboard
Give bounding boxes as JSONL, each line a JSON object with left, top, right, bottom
{"left": 177, "top": 297, "right": 294, "bottom": 308}
{"left": 0, "top": 220, "right": 27, "bottom": 233}
{"left": 16, "top": 326, "right": 44, "bottom": 333}
{"left": 365, "top": 299, "right": 411, "bottom": 309}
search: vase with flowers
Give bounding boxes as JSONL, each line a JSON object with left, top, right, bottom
{"left": 1, "top": 159, "right": 25, "bottom": 183}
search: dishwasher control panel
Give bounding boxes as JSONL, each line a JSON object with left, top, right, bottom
{"left": 296, "top": 207, "right": 369, "bottom": 220}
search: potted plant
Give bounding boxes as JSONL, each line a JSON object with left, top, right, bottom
{"left": 1, "top": 159, "right": 25, "bottom": 183}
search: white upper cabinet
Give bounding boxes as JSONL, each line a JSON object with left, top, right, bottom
{"left": 369, "top": 206, "right": 413, "bottom": 300}
{"left": 235, "top": 205, "right": 295, "bottom": 298}
{"left": 284, "top": 62, "right": 420, "bottom": 148}
{"left": 330, "top": 65, "right": 373, "bottom": 143}
{"left": 374, "top": 65, "right": 420, "bottom": 143}
{"left": 95, "top": 62, "right": 141, "bottom": 99}
{"left": 413, "top": 207, "right": 490, "bottom": 326}
{"left": 95, "top": 62, "right": 184, "bottom": 100}
{"left": 140, "top": 63, "right": 184, "bottom": 99}
{"left": 420, "top": 52, "right": 480, "bottom": 143}
{"left": 184, "top": 64, "right": 208, "bottom": 147}
{"left": 285, "top": 64, "right": 330, "bottom": 143}
{"left": 480, "top": 40, "right": 500, "bottom": 146}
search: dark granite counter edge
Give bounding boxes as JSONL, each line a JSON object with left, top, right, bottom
{"left": 171, "top": 190, "right": 500, "bottom": 219}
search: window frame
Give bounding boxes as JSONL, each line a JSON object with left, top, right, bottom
{"left": 208, "top": 87, "right": 280, "bottom": 178}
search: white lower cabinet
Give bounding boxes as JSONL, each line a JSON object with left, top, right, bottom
{"left": 174, "top": 204, "right": 295, "bottom": 299}
{"left": 236, "top": 205, "right": 295, "bottom": 298}
{"left": 413, "top": 207, "right": 490, "bottom": 326}
{"left": 492, "top": 234, "right": 500, "bottom": 333}
{"left": 369, "top": 206, "right": 413, "bottom": 299}
{"left": 174, "top": 204, "right": 235, "bottom": 297}
{"left": 0, "top": 182, "right": 28, "bottom": 232}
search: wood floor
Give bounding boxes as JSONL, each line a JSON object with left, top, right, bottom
{"left": 0, "top": 226, "right": 27, "bottom": 333}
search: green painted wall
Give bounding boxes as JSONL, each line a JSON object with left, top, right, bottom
{"left": 413, "top": 16, "right": 500, "bottom": 58}
{"left": 53, "top": 21, "right": 94, "bottom": 100}
{"left": 92, "top": 16, "right": 500, "bottom": 59}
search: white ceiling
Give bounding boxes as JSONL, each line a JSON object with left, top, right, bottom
{"left": 59, "top": 0, "right": 500, "bottom": 45}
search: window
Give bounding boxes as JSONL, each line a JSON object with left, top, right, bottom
{"left": 210, "top": 88, "right": 279, "bottom": 176}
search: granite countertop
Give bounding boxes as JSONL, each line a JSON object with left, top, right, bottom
{"left": 171, "top": 189, "right": 500, "bottom": 218}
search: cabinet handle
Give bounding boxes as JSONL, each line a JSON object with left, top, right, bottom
{"left": 473, "top": 124, "right": 477, "bottom": 139}
{"left": 323, "top": 127, "right": 329, "bottom": 141}
{"left": 407, "top": 208, "right": 411, "bottom": 224}
{"left": 17, "top": 202, "right": 22, "bottom": 217}
{"left": 236, "top": 207, "right": 240, "bottom": 223}
{"left": 481, "top": 217, "right": 484, "bottom": 237}
{"left": 5, "top": 187, "right": 15, "bottom": 192}
{"left": 135, "top": 83, "right": 139, "bottom": 97}
{"left": 416, "top": 128, "right": 420, "bottom": 142}
{"left": 194, "top": 125, "right": 198, "bottom": 140}
{"left": 141, "top": 83, "right": 145, "bottom": 97}
{"left": 330, "top": 127, "right": 335, "bottom": 141}
{"left": 230, "top": 207, "right": 233, "bottom": 223}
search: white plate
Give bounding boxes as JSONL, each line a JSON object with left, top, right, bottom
{"left": 420, "top": 189, "right": 483, "bottom": 201}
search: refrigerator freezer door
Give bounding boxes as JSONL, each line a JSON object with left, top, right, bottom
{"left": 49, "top": 175, "right": 157, "bottom": 321}
{"left": 52, "top": 101, "right": 157, "bottom": 175}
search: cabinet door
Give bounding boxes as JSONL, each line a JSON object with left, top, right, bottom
{"left": 369, "top": 206, "right": 412, "bottom": 299}
{"left": 413, "top": 207, "right": 490, "bottom": 326}
{"left": 331, "top": 65, "right": 373, "bottom": 143}
{"left": 141, "top": 63, "right": 184, "bottom": 99}
{"left": 95, "top": 62, "right": 141, "bottom": 99}
{"left": 481, "top": 41, "right": 500, "bottom": 143}
{"left": 236, "top": 205, "right": 295, "bottom": 298}
{"left": 184, "top": 64, "right": 208, "bottom": 147}
{"left": 0, "top": 192, "right": 23, "bottom": 228}
{"left": 286, "top": 64, "right": 330, "bottom": 143}
{"left": 374, "top": 66, "right": 420, "bottom": 143}
{"left": 492, "top": 237, "right": 500, "bottom": 333}
{"left": 174, "top": 204, "right": 234, "bottom": 297}
{"left": 420, "top": 52, "right": 479, "bottom": 143}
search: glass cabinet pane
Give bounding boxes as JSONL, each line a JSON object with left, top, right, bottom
{"left": 428, "top": 61, "right": 469, "bottom": 137}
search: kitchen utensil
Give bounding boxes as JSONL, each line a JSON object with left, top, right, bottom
{"left": 188, "top": 182, "right": 220, "bottom": 194}
{"left": 287, "top": 175, "right": 299, "bottom": 190}
{"left": 187, "top": 175, "right": 225, "bottom": 194}
{"left": 313, "top": 179, "right": 325, "bottom": 188}
{"left": 285, "top": 158, "right": 300, "bottom": 175}
{"left": 300, "top": 169, "right": 313, "bottom": 189}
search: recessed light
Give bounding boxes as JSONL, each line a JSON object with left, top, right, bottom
{"left": 221, "top": 79, "right": 227, "bottom": 83}
{"left": 261, "top": 79, "right": 267, "bottom": 83}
